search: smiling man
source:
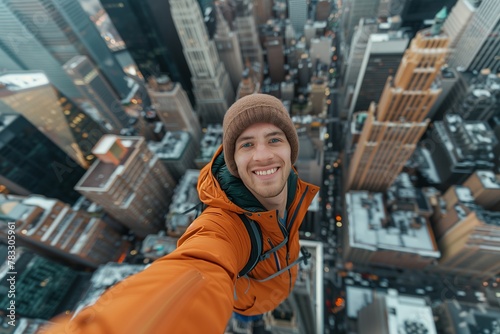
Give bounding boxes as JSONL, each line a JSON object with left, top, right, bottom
{"left": 42, "top": 94, "right": 319, "bottom": 334}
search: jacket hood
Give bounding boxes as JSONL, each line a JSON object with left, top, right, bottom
{"left": 197, "top": 145, "right": 298, "bottom": 214}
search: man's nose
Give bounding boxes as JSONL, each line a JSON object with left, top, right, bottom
{"left": 253, "top": 144, "right": 273, "bottom": 161}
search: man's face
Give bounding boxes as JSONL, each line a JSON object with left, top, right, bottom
{"left": 234, "top": 123, "right": 292, "bottom": 206}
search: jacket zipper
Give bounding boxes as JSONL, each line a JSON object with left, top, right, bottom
{"left": 267, "top": 238, "right": 281, "bottom": 271}
{"left": 286, "top": 250, "right": 292, "bottom": 292}
{"left": 284, "top": 187, "right": 309, "bottom": 292}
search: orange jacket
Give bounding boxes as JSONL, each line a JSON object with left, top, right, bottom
{"left": 41, "top": 146, "right": 319, "bottom": 334}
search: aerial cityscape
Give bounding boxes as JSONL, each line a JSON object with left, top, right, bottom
{"left": 0, "top": 0, "right": 499, "bottom": 333}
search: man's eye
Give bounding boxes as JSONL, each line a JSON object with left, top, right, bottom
{"left": 241, "top": 142, "right": 252, "bottom": 148}
{"left": 270, "top": 138, "right": 282, "bottom": 143}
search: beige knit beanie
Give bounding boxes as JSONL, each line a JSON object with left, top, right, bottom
{"left": 222, "top": 94, "right": 299, "bottom": 177}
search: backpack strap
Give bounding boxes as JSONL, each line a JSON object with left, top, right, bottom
{"left": 237, "top": 214, "right": 263, "bottom": 278}
{"left": 252, "top": 246, "right": 311, "bottom": 283}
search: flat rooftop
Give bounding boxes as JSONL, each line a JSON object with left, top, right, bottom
{"left": 346, "top": 191, "right": 440, "bottom": 258}
{"left": 76, "top": 137, "right": 140, "bottom": 191}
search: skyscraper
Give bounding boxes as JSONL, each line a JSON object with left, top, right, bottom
{"left": 441, "top": 0, "right": 477, "bottom": 48}
{"left": 448, "top": 0, "right": 500, "bottom": 73}
{"left": 1, "top": 0, "right": 131, "bottom": 100}
{"left": 0, "top": 114, "right": 85, "bottom": 203}
{"left": 147, "top": 75, "right": 202, "bottom": 143}
{"left": 253, "top": 0, "right": 273, "bottom": 25}
{"left": 0, "top": 2, "right": 82, "bottom": 99}
{"left": 75, "top": 135, "right": 176, "bottom": 238}
{"left": 265, "top": 36, "right": 286, "bottom": 83}
{"left": 0, "top": 194, "right": 128, "bottom": 268}
{"left": 0, "top": 71, "right": 87, "bottom": 168}
{"left": 213, "top": 3, "right": 244, "bottom": 92}
{"left": 347, "top": 32, "right": 410, "bottom": 120}
{"left": 169, "top": 0, "right": 234, "bottom": 126}
{"left": 343, "top": 0, "right": 381, "bottom": 43}
{"left": 100, "top": 0, "right": 194, "bottom": 106}
{"left": 63, "top": 55, "right": 131, "bottom": 132}
{"left": 341, "top": 17, "right": 380, "bottom": 116}
{"left": 233, "top": 0, "right": 264, "bottom": 69}
{"left": 288, "top": 0, "right": 308, "bottom": 36}
{"left": 0, "top": 71, "right": 105, "bottom": 168}
{"left": 347, "top": 12, "right": 449, "bottom": 192}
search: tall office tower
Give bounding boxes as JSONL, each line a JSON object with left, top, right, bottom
{"left": 347, "top": 18, "right": 449, "bottom": 192}
{"left": 75, "top": 135, "right": 175, "bottom": 238}
{"left": 347, "top": 32, "right": 410, "bottom": 120}
{"left": 442, "top": 0, "right": 477, "bottom": 48}
{"left": 342, "top": 18, "right": 378, "bottom": 117}
{"left": 0, "top": 2, "right": 81, "bottom": 99}
{"left": 236, "top": 68, "right": 261, "bottom": 100}
{"left": 448, "top": 0, "right": 500, "bottom": 73}
{"left": 430, "top": 114, "right": 497, "bottom": 189}
{"left": 0, "top": 71, "right": 87, "bottom": 168}
{"left": 436, "top": 198, "right": 500, "bottom": 279}
{"left": 233, "top": 0, "right": 264, "bottom": 75}
{"left": 147, "top": 75, "right": 202, "bottom": 143}
{"left": 100, "top": 0, "right": 194, "bottom": 106}
{"left": 298, "top": 55, "right": 313, "bottom": 90}
{"left": 214, "top": 3, "right": 244, "bottom": 92}
{"left": 343, "top": 0, "right": 381, "bottom": 43}
{"left": 288, "top": 0, "right": 308, "bottom": 37}
{"left": 265, "top": 36, "right": 286, "bottom": 83}
{"left": 170, "top": 0, "right": 235, "bottom": 126}
{"left": 64, "top": 56, "right": 130, "bottom": 132}
{"left": 0, "top": 194, "right": 128, "bottom": 268}
{"left": 253, "top": 0, "right": 273, "bottom": 25}
{"left": 0, "top": 114, "right": 85, "bottom": 203}
{"left": 2, "top": 0, "right": 131, "bottom": 100}
{"left": 310, "top": 78, "right": 327, "bottom": 115}
{"left": 463, "top": 170, "right": 500, "bottom": 210}
{"left": 315, "top": 0, "right": 332, "bottom": 21}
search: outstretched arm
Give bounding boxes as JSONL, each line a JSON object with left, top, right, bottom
{"left": 40, "top": 217, "right": 247, "bottom": 334}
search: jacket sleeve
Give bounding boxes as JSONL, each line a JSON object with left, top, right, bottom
{"left": 40, "top": 215, "right": 250, "bottom": 334}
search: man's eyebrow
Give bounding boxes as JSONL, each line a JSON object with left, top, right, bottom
{"left": 236, "top": 131, "right": 285, "bottom": 143}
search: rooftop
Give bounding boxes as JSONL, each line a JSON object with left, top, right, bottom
{"left": 0, "top": 71, "right": 49, "bottom": 91}
{"left": 476, "top": 170, "right": 500, "bottom": 189}
{"left": 198, "top": 124, "right": 223, "bottom": 161}
{"left": 148, "top": 131, "right": 191, "bottom": 160}
{"left": 347, "top": 287, "right": 436, "bottom": 334}
{"left": 442, "top": 300, "right": 500, "bottom": 333}
{"left": 346, "top": 191, "right": 440, "bottom": 258}
{"left": 76, "top": 137, "right": 141, "bottom": 191}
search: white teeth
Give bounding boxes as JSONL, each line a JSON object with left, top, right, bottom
{"left": 255, "top": 168, "right": 278, "bottom": 176}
